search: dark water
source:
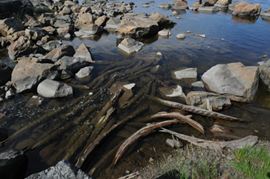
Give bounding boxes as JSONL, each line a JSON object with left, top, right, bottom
{"left": 1, "top": 0, "right": 270, "bottom": 178}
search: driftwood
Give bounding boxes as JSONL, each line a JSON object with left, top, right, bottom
{"left": 151, "top": 112, "right": 205, "bottom": 134}
{"left": 118, "top": 171, "right": 140, "bottom": 179}
{"left": 159, "top": 128, "right": 258, "bottom": 151}
{"left": 149, "top": 96, "right": 243, "bottom": 121}
{"left": 112, "top": 120, "right": 182, "bottom": 165}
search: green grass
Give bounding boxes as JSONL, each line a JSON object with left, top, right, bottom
{"left": 231, "top": 146, "right": 270, "bottom": 179}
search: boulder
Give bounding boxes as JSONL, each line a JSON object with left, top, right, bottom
{"left": 75, "top": 66, "right": 94, "bottom": 78}
{"left": 74, "top": 24, "right": 102, "bottom": 38}
{"left": 118, "top": 37, "right": 144, "bottom": 54}
{"left": 191, "top": 81, "right": 205, "bottom": 91}
{"left": 44, "top": 45, "right": 75, "bottom": 62}
{"left": 158, "top": 85, "right": 186, "bottom": 99}
{"left": 75, "top": 13, "right": 94, "bottom": 29}
{"left": 37, "top": 79, "right": 73, "bottom": 98}
{"left": 116, "top": 13, "right": 159, "bottom": 39}
{"left": 26, "top": 160, "right": 93, "bottom": 179}
{"left": 56, "top": 27, "right": 73, "bottom": 37}
{"left": 232, "top": 2, "right": 261, "bottom": 17}
{"left": 171, "top": 68, "right": 197, "bottom": 80}
{"left": 186, "top": 91, "right": 231, "bottom": 111}
{"left": 11, "top": 62, "right": 56, "bottom": 93}
{"left": 8, "top": 36, "right": 44, "bottom": 61}
{"left": 0, "top": 63, "right": 13, "bottom": 86}
{"left": 0, "top": 17, "right": 24, "bottom": 36}
{"left": 259, "top": 59, "right": 270, "bottom": 90}
{"left": 159, "top": 2, "right": 171, "bottom": 9}
{"left": 104, "top": 17, "right": 121, "bottom": 30}
{"left": 55, "top": 56, "right": 92, "bottom": 73}
{"left": 260, "top": 8, "right": 270, "bottom": 20}
{"left": 214, "top": 0, "right": 232, "bottom": 8}
{"left": 74, "top": 44, "right": 94, "bottom": 62}
{"left": 158, "top": 29, "right": 171, "bottom": 36}
{"left": 95, "top": 15, "right": 108, "bottom": 27}
{"left": 201, "top": 62, "right": 259, "bottom": 102}
{"left": 149, "top": 12, "right": 174, "bottom": 26}
{"left": 172, "top": 0, "right": 188, "bottom": 9}
{"left": 25, "top": 27, "right": 49, "bottom": 41}
{"left": 42, "top": 40, "right": 61, "bottom": 51}
{"left": 0, "top": 150, "right": 28, "bottom": 179}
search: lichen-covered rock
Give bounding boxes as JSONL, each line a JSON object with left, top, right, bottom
{"left": 202, "top": 62, "right": 259, "bottom": 102}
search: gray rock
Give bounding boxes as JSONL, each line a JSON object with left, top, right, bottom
{"left": 0, "top": 62, "right": 13, "bottom": 86}
{"left": 0, "top": 17, "right": 24, "bottom": 36}
{"left": 197, "top": 6, "right": 219, "bottom": 13}
{"left": 55, "top": 56, "right": 92, "bottom": 73}
{"left": 191, "top": 81, "right": 205, "bottom": 91}
{"left": 159, "top": 2, "right": 171, "bottom": 9}
{"left": 260, "top": 8, "right": 270, "bottom": 20}
{"left": 158, "top": 85, "right": 186, "bottom": 99}
{"left": 259, "top": 59, "right": 270, "bottom": 90}
{"left": 171, "top": 68, "right": 197, "bottom": 80}
{"left": 0, "top": 150, "right": 28, "bottom": 179}
{"left": 44, "top": 45, "right": 75, "bottom": 62}
{"left": 25, "top": 27, "right": 49, "bottom": 41}
{"left": 176, "top": 33, "right": 186, "bottom": 39}
{"left": 74, "top": 44, "right": 94, "bottom": 62}
{"left": 75, "top": 66, "right": 94, "bottom": 78}
{"left": 43, "top": 41, "right": 62, "bottom": 51}
{"left": 118, "top": 37, "right": 144, "bottom": 54}
{"left": 26, "top": 160, "right": 93, "bottom": 179}
{"left": 5, "top": 88, "right": 16, "bottom": 99}
{"left": 186, "top": 91, "right": 231, "bottom": 111}
{"left": 202, "top": 62, "right": 259, "bottom": 102}
{"left": 141, "top": 4, "right": 150, "bottom": 8}
{"left": 0, "top": 128, "right": 8, "bottom": 142}
{"left": 61, "top": 70, "right": 74, "bottom": 80}
{"left": 158, "top": 29, "right": 171, "bottom": 36}
{"left": 75, "top": 24, "right": 102, "bottom": 38}
{"left": 37, "top": 79, "right": 73, "bottom": 98}
{"left": 104, "top": 17, "right": 121, "bottom": 30}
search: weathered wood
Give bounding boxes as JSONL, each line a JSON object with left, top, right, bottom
{"left": 148, "top": 96, "right": 243, "bottom": 121}
{"left": 151, "top": 112, "right": 205, "bottom": 134}
{"left": 159, "top": 128, "right": 258, "bottom": 151}
{"left": 112, "top": 120, "right": 182, "bottom": 165}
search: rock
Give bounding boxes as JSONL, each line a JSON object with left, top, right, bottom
{"left": 0, "top": 62, "right": 13, "bottom": 86}
{"left": 53, "top": 15, "right": 73, "bottom": 29}
{"left": 5, "top": 88, "right": 16, "bottom": 99}
{"left": 0, "top": 17, "right": 24, "bottom": 36}
{"left": 149, "top": 11, "right": 174, "bottom": 26}
{"left": 116, "top": 13, "right": 159, "bottom": 39}
{"left": 259, "top": 59, "right": 270, "bottom": 90}
{"left": 74, "top": 44, "right": 94, "bottom": 62}
{"left": 104, "top": 17, "right": 121, "bottom": 30}
{"left": 75, "top": 66, "right": 94, "bottom": 78}
{"left": 95, "top": 15, "right": 108, "bottom": 27}
{"left": 172, "top": 0, "right": 188, "bottom": 9}
{"left": 159, "top": 2, "right": 171, "bottom": 9}
{"left": 43, "top": 40, "right": 62, "bottom": 51}
{"left": 158, "top": 85, "right": 186, "bottom": 99}
{"left": 38, "top": 13, "right": 55, "bottom": 26}
{"left": 228, "top": 1, "right": 241, "bottom": 11}
{"left": 43, "top": 26, "right": 56, "bottom": 35}
{"left": 75, "top": 24, "right": 102, "bottom": 38}
{"left": 197, "top": 6, "right": 220, "bottom": 13}
{"left": 171, "top": 68, "right": 197, "bottom": 80}
{"left": 189, "top": 1, "right": 202, "bottom": 11}
{"left": 25, "top": 27, "right": 49, "bottom": 41}
{"left": 260, "top": 8, "right": 270, "bottom": 20}
{"left": 44, "top": 45, "right": 75, "bottom": 62}
{"left": 24, "top": 15, "right": 42, "bottom": 27}
{"left": 75, "top": 13, "right": 94, "bottom": 29}
{"left": 37, "top": 79, "right": 73, "bottom": 98}
{"left": 158, "top": 29, "right": 171, "bottom": 36}
{"left": 80, "top": 6, "right": 92, "bottom": 14}
{"left": 59, "top": 6, "right": 72, "bottom": 15}
{"left": 141, "top": 4, "right": 150, "bottom": 8}
{"left": 203, "top": 0, "right": 218, "bottom": 6}
{"left": 118, "top": 37, "right": 144, "bottom": 54}
{"left": 214, "top": 0, "right": 232, "bottom": 8}
{"left": 8, "top": 36, "right": 44, "bottom": 61}
{"left": 166, "top": 138, "right": 183, "bottom": 149}
{"left": 201, "top": 62, "right": 259, "bottom": 102}
{"left": 11, "top": 62, "right": 56, "bottom": 93}
{"left": 0, "top": 128, "right": 8, "bottom": 142}
{"left": 61, "top": 70, "right": 74, "bottom": 80}
{"left": 176, "top": 33, "right": 186, "bottom": 39}
{"left": 0, "top": 0, "right": 31, "bottom": 19}
{"left": 0, "top": 150, "right": 28, "bottom": 179}
{"left": 186, "top": 91, "right": 231, "bottom": 111}
{"left": 191, "top": 81, "right": 205, "bottom": 91}
{"left": 57, "top": 27, "right": 73, "bottom": 37}
{"left": 194, "top": 34, "right": 206, "bottom": 38}
{"left": 232, "top": 2, "right": 261, "bottom": 17}
{"left": 25, "top": 95, "right": 45, "bottom": 108}
{"left": 150, "top": 65, "right": 160, "bottom": 73}
{"left": 55, "top": 56, "right": 92, "bottom": 73}
{"left": 119, "top": 83, "right": 136, "bottom": 107}
{"left": 26, "top": 160, "right": 93, "bottom": 179}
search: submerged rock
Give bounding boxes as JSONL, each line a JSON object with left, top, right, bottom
{"left": 55, "top": 56, "right": 93, "bottom": 73}
{"left": 37, "top": 79, "right": 73, "bottom": 98}
{"left": 118, "top": 37, "right": 144, "bottom": 54}
{"left": 202, "top": 62, "right": 259, "bottom": 102}
{"left": 171, "top": 68, "right": 197, "bottom": 80}
{"left": 26, "top": 160, "right": 93, "bottom": 179}
{"left": 158, "top": 85, "right": 186, "bottom": 99}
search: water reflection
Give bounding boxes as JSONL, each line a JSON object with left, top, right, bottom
{"left": 232, "top": 16, "right": 259, "bottom": 24}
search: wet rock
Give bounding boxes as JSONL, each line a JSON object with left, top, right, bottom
{"left": 172, "top": 0, "right": 188, "bottom": 9}
{"left": 75, "top": 24, "right": 102, "bottom": 38}
{"left": 104, "top": 17, "right": 121, "bottom": 30}
{"left": 75, "top": 66, "right": 94, "bottom": 78}
{"left": 119, "top": 83, "right": 136, "bottom": 108}
{"left": 149, "top": 11, "right": 174, "bottom": 26}
{"left": 11, "top": 62, "right": 56, "bottom": 93}
{"left": 214, "top": 0, "right": 232, "bottom": 8}
{"left": 191, "top": 81, "right": 205, "bottom": 91}
{"left": 74, "top": 44, "right": 94, "bottom": 62}
{"left": 176, "top": 33, "right": 186, "bottom": 39}
{"left": 166, "top": 138, "right": 183, "bottom": 149}
{"left": 171, "top": 68, "right": 197, "bottom": 80}
{"left": 116, "top": 13, "right": 159, "bottom": 39}
{"left": 159, "top": 2, "right": 171, "bottom": 9}
{"left": 260, "top": 8, "right": 270, "bottom": 20}
{"left": 25, "top": 27, "right": 49, "bottom": 41}
{"left": 0, "top": 17, "right": 24, "bottom": 36}
{"left": 158, "top": 85, "right": 186, "bottom": 99}
{"left": 158, "top": 29, "right": 171, "bottom": 36}
{"left": 232, "top": 2, "right": 261, "bottom": 17}
{"left": 118, "top": 37, "right": 144, "bottom": 54}
{"left": 202, "top": 62, "right": 259, "bottom": 102}
{"left": 0, "top": 150, "right": 28, "bottom": 179}
{"left": 5, "top": 88, "right": 16, "bottom": 99}
{"left": 0, "top": 62, "right": 13, "bottom": 86}
{"left": 75, "top": 13, "right": 94, "bottom": 29}
{"left": 186, "top": 91, "right": 231, "bottom": 111}
{"left": 44, "top": 45, "right": 75, "bottom": 62}
{"left": 8, "top": 36, "right": 44, "bottom": 61}
{"left": 37, "top": 79, "right": 73, "bottom": 98}
{"left": 95, "top": 15, "right": 108, "bottom": 27}
{"left": 259, "top": 59, "right": 270, "bottom": 90}
{"left": 26, "top": 160, "right": 93, "bottom": 179}
{"left": 55, "top": 56, "right": 92, "bottom": 73}
{"left": 25, "top": 95, "right": 45, "bottom": 108}
{"left": 0, "top": 128, "right": 8, "bottom": 142}
{"left": 43, "top": 40, "right": 62, "bottom": 51}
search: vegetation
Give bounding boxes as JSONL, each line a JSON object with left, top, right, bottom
{"left": 231, "top": 146, "right": 270, "bottom": 179}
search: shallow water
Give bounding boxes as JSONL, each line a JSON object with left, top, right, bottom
{"left": 1, "top": 0, "right": 270, "bottom": 178}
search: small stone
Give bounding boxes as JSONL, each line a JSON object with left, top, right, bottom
{"left": 5, "top": 88, "right": 15, "bottom": 99}
{"left": 262, "top": 55, "right": 268, "bottom": 58}
{"left": 176, "top": 33, "right": 186, "bottom": 39}
{"left": 125, "top": 170, "right": 130, "bottom": 174}
{"left": 176, "top": 17, "right": 181, "bottom": 19}
{"left": 149, "top": 157, "right": 155, "bottom": 164}
{"left": 141, "top": 4, "right": 150, "bottom": 8}
{"left": 118, "top": 37, "right": 144, "bottom": 54}
{"left": 157, "top": 52, "right": 162, "bottom": 56}
{"left": 75, "top": 66, "right": 94, "bottom": 78}
{"left": 172, "top": 11, "right": 178, "bottom": 15}
{"left": 194, "top": 34, "right": 206, "bottom": 38}
{"left": 158, "top": 29, "right": 171, "bottom": 36}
